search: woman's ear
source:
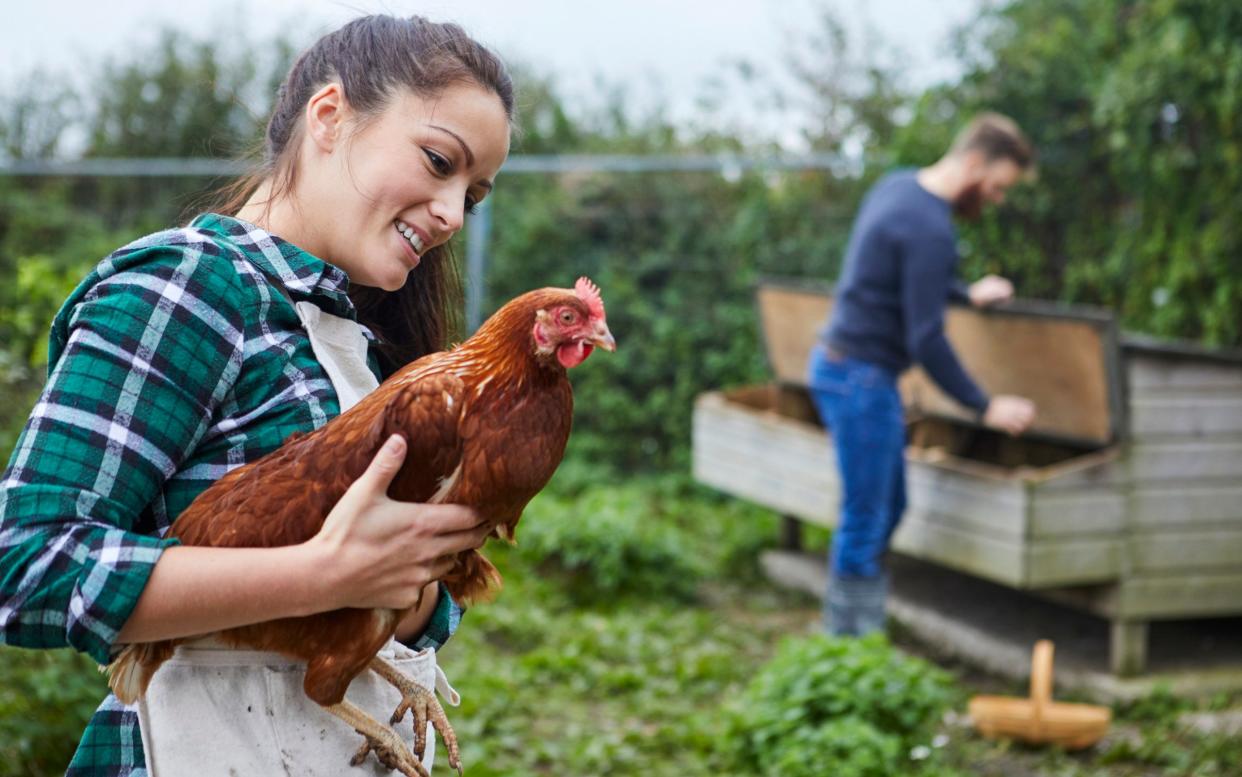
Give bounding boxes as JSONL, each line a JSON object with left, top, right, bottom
{"left": 304, "top": 83, "right": 348, "bottom": 153}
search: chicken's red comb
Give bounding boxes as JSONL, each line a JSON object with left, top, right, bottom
{"left": 575, "top": 277, "right": 606, "bottom": 320}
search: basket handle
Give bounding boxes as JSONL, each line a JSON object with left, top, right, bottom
{"left": 1029, "top": 639, "right": 1054, "bottom": 735}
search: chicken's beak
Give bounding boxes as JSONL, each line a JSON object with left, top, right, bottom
{"left": 590, "top": 321, "right": 617, "bottom": 352}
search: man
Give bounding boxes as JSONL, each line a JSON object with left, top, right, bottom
{"left": 809, "top": 112, "right": 1038, "bottom": 636}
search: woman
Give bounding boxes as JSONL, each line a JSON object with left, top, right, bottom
{"left": 0, "top": 15, "right": 512, "bottom": 775}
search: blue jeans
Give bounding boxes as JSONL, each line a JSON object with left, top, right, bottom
{"left": 806, "top": 347, "right": 907, "bottom": 579}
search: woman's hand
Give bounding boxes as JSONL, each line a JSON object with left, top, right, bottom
{"left": 304, "top": 434, "right": 491, "bottom": 612}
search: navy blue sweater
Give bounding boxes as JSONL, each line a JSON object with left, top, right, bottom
{"left": 821, "top": 170, "right": 989, "bottom": 412}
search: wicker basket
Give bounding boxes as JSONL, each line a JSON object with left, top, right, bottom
{"left": 968, "top": 640, "right": 1112, "bottom": 750}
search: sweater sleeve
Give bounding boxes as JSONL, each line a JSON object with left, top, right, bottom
{"left": 0, "top": 250, "right": 247, "bottom": 664}
{"left": 948, "top": 278, "right": 972, "bottom": 305}
{"left": 899, "top": 232, "right": 990, "bottom": 412}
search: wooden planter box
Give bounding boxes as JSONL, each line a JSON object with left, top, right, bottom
{"left": 692, "top": 280, "right": 1242, "bottom": 675}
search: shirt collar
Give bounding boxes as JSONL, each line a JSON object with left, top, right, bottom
{"left": 189, "top": 213, "right": 359, "bottom": 322}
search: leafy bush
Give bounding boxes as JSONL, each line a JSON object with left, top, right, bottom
{"left": 731, "top": 633, "right": 956, "bottom": 777}
{"left": 764, "top": 718, "right": 902, "bottom": 777}
{"left": 0, "top": 646, "right": 107, "bottom": 776}
{"left": 516, "top": 480, "right": 709, "bottom": 601}
{"left": 514, "top": 470, "right": 782, "bottom": 602}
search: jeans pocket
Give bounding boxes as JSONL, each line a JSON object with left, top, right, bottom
{"left": 807, "top": 349, "right": 850, "bottom": 394}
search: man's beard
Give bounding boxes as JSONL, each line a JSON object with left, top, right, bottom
{"left": 953, "top": 182, "right": 985, "bottom": 221}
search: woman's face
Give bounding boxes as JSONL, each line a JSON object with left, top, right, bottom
{"left": 307, "top": 82, "right": 510, "bottom": 291}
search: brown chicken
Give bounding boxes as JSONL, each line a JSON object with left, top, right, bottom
{"left": 107, "top": 278, "right": 615, "bottom": 776}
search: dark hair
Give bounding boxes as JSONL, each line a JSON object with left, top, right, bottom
{"left": 950, "top": 112, "right": 1034, "bottom": 170}
{"left": 212, "top": 15, "right": 515, "bottom": 376}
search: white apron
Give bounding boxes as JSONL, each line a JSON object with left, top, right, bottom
{"left": 138, "top": 297, "right": 460, "bottom": 775}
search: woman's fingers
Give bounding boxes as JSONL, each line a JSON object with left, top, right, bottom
{"left": 355, "top": 434, "right": 408, "bottom": 496}
{"left": 410, "top": 502, "right": 482, "bottom": 533}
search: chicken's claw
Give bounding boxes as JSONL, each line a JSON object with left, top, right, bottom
{"left": 371, "top": 656, "right": 463, "bottom": 774}
{"left": 323, "top": 699, "right": 429, "bottom": 777}
{"left": 350, "top": 729, "right": 430, "bottom": 777}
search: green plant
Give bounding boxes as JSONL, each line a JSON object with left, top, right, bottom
{"left": 1115, "top": 683, "right": 1193, "bottom": 724}
{"left": 516, "top": 481, "right": 708, "bottom": 601}
{"left": 765, "top": 718, "right": 902, "bottom": 777}
{"left": 0, "top": 647, "right": 108, "bottom": 776}
{"left": 731, "top": 633, "right": 957, "bottom": 777}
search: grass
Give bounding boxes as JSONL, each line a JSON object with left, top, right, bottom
{"left": 1, "top": 472, "right": 1240, "bottom": 776}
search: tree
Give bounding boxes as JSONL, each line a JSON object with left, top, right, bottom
{"left": 891, "top": 0, "right": 1242, "bottom": 345}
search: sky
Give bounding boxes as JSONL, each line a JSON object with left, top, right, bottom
{"left": 2, "top": 0, "right": 979, "bottom": 149}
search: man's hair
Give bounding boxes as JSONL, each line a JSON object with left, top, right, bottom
{"left": 950, "top": 112, "right": 1034, "bottom": 169}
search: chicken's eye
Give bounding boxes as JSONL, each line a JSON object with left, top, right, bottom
{"left": 559, "top": 310, "right": 577, "bottom": 325}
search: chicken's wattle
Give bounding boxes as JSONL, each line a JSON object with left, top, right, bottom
{"left": 557, "top": 340, "right": 594, "bottom": 369}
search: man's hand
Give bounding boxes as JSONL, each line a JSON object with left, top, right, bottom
{"left": 983, "top": 395, "right": 1036, "bottom": 436}
{"left": 968, "top": 274, "right": 1015, "bottom": 307}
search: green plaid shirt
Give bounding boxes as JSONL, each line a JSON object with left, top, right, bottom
{"left": 0, "top": 214, "right": 462, "bottom": 775}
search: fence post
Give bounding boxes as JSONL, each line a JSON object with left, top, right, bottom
{"left": 464, "top": 196, "right": 493, "bottom": 334}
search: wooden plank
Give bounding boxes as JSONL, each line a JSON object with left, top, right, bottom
{"left": 691, "top": 442, "right": 833, "bottom": 516}
{"left": 907, "top": 506, "right": 1027, "bottom": 542}
{"left": 1026, "top": 538, "right": 1122, "bottom": 586}
{"left": 1117, "top": 571, "right": 1242, "bottom": 619}
{"left": 692, "top": 451, "right": 838, "bottom": 528}
{"left": 1029, "top": 491, "right": 1127, "bottom": 537}
{"left": 691, "top": 417, "right": 838, "bottom": 488}
{"left": 694, "top": 409, "right": 832, "bottom": 467}
{"left": 1123, "top": 333, "right": 1242, "bottom": 368}
{"left": 906, "top": 463, "right": 1027, "bottom": 537}
{"left": 906, "top": 446, "right": 1024, "bottom": 482}
{"left": 691, "top": 401, "right": 840, "bottom": 528}
{"left": 1111, "top": 620, "right": 1150, "bottom": 676}
{"left": 1129, "top": 439, "right": 1242, "bottom": 482}
{"left": 756, "top": 286, "right": 831, "bottom": 385}
{"left": 1131, "top": 483, "right": 1242, "bottom": 528}
{"left": 754, "top": 281, "right": 1123, "bottom": 446}
{"left": 696, "top": 388, "right": 1125, "bottom": 540}
{"left": 1128, "top": 529, "right": 1242, "bottom": 573}
{"left": 1023, "top": 448, "right": 1125, "bottom": 491}
{"left": 901, "top": 308, "right": 1119, "bottom": 446}
{"left": 719, "top": 384, "right": 820, "bottom": 425}
{"left": 1129, "top": 395, "right": 1242, "bottom": 437}
{"left": 692, "top": 420, "right": 838, "bottom": 492}
{"left": 1127, "top": 355, "right": 1242, "bottom": 393}
{"left": 693, "top": 390, "right": 840, "bottom": 527}
{"left": 893, "top": 512, "right": 1120, "bottom": 588}
{"left": 891, "top": 516, "right": 1027, "bottom": 587}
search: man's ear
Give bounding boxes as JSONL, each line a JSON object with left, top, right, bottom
{"left": 304, "top": 83, "right": 348, "bottom": 153}
{"left": 960, "top": 148, "right": 988, "bottom": 180}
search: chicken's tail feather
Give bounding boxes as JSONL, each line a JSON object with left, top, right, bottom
{"left": 443, "top": 549, "right": 502, "bottom": 605}
{"left": 105, "top": 641, "right": 177, "bottom": 704}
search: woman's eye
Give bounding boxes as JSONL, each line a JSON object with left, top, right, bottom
{"left": 465, "top": 195, "right": 479, "bottom": 216}
{"left": 424, "top": 149, "right": 452, "bottom": 175}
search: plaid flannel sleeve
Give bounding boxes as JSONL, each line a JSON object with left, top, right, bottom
{"left": 0, "top": 249, "right": 246, "bottom": 665}
{"left": 403, "top": 582, "right": 465, "bottom": 651}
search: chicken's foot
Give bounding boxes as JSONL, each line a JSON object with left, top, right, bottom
{"left": 323, "top": 698, "right": 429, "bottom": 777}
{"left": 370, "top": 655, "right": 462, "bottom": 775}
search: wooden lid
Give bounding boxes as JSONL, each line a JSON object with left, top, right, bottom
{"left": 756, "top": 278, "right": 1123, "bottom": 447}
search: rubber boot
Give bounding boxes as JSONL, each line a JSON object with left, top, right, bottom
{"left": 825, "top": 573, "right": 888, "bottom": 636}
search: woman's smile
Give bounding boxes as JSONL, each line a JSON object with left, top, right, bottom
{"left": 394, "top": 220, "right": 424, "bottom": 269}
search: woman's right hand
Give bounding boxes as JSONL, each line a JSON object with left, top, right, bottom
{"left": 304, "top": 434, "right": 490, "bottom": 612}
